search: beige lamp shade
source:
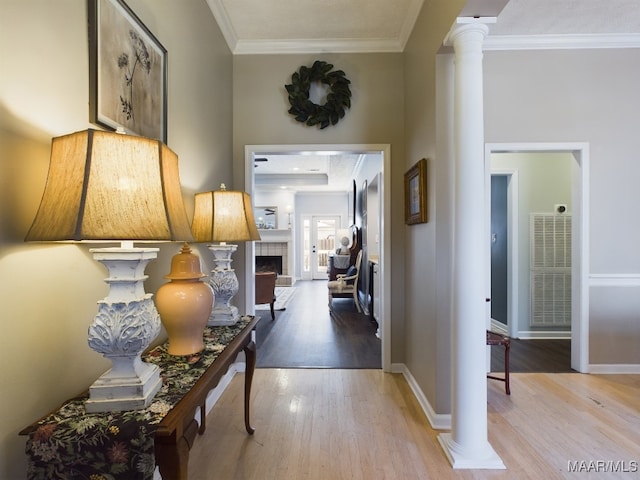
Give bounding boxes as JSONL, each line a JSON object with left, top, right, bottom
{"left": 25, "top": 129, "right": 193, "bottom": 242}
{"left": 191, "top": 185, "right": 261, "bottom": 243}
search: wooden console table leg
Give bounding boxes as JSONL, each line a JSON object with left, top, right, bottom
{"left": 156, "top": 434, "right": 191, "bottom": 480}
{"left": 243, "top": 340, "right": 257, "bottom": 434}
{"left": 199, "top": 399, "right": 207, "bottom": 434}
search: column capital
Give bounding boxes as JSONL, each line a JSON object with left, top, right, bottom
{"left": 444, "top": 20, "right": 490, "bottom": 48}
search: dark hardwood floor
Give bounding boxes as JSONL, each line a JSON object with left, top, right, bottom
{"left": 255, "top": 279, "right": 572, "bottom": 373}
{"left": 255, "top": 279, "right": 381, "bottom": 368}
{"left": 490, "top": 336, "right": 573, "bottom": 373}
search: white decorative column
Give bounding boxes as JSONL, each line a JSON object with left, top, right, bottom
{"left": 438, "top": 19, "right": 505, "bottom": 469}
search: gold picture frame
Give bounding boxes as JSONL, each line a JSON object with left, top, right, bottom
{"left": 404, "top": 158, "right": 427, "bottom": 225}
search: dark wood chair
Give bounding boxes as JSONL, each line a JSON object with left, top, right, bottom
{"left": 486, "top": 330, "right": 511, "bottom": 395}
{"left": 255, "top": 271, "right": 277, "bottom": 320}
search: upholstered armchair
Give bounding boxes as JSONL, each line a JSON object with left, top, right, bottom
{"left": 255, "top": 271, "right": 277, "bottom": 320}
{"left": 327, "top": 250, "right": 363, "bottom": 313}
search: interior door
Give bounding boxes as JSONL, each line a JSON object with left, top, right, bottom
{"left": 490, "top": 175, "right": 508, "bottom": 326}
{"left": 302, "top": 215, "right": 339, "bottom": 280}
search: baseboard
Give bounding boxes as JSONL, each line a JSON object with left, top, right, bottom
{"left": 589, "top": 364, "right": 640, "bottom": 374}
{"left": 514, "top": 330, "right": 571, "bottom": 339}
{"left": 391, "top": 362, "right": 451, "bottom": 430}
{"left": 489, "top": 319, "right": 508, "bottom": 335}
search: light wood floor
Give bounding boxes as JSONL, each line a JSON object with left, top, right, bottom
{"left": 189, "top": 369, "right": 640, "bottom": 479}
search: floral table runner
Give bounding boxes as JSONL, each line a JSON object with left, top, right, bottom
{"left": 25, "top": 317, "right": 253, "bottom": 479}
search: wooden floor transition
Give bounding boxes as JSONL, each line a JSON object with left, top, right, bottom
{"left": 189, "top": 369, "right": 640, "bottom": 479}
{"left": 256, "top": 279, "right": 572, "bottom": 373}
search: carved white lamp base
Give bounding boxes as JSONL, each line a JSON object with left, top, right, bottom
{"left": 85, "top": 247, "right": 162, "bottom": 413}
{"left": 207, "top": 243, "right": 241, "bottom": 326}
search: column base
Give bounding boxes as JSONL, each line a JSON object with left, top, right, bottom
{"left": 438, "top": 433, "right": 505, "bottom": 469}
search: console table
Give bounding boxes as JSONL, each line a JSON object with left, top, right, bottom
{"left": 20, "top": 315, "right": 259, "bottom": 480}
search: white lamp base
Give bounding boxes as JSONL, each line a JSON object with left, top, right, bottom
{"left": 209, "top": 304, "right": 240, "bottom": 326}
{"left": 85, "top": 360, "right": 161, "bottom": 413}
{"left": 86, "top": 247, "right": 162, "bottom": 412}
{"left": 207, "top": 244, "right": 241, "bottom": 326}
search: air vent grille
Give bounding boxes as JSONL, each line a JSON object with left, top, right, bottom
{"left": 530, "top": 214, "right": 572, "bottom": 327}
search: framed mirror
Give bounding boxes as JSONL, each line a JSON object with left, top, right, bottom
{"left": 255, "top": 206, "right": 278, "bottom": 229}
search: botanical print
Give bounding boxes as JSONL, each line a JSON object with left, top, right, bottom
{"left": 96, "top": 0, "right": 165, "bottom": 140}
{"left": 117, "top": 30, "right": 152, "bottom": 123}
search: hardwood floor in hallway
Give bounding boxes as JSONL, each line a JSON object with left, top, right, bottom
{"left": 189, "top": 369, "right": 640, "bottom": 479}
{"left": 255, "top": 280, "right": 381, "bottom": 369}
{"left": 187, "top": 280, "right": 639, "bottom": 479}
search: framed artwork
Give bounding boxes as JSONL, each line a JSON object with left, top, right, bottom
{"left": 255, "top": 206, "right": 278, "bottom": 230}
{"left": 404, "top": 158, "right": 427, "bottom": 225}
{"left": 88, "top": 0, "right": 167, "bottom": 142}
{"left": 361, "top": 180, "right": 368, "bottom": 217}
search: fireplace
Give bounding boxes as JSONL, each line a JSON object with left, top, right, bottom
{"left": 256, "top": 255, "right": 283, "bottom": 274}
{"left": 255, "top": 241, "right": 292, "bottom": 286}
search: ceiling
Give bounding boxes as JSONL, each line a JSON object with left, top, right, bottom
{"left": 206, "top": 0, "right": 640, "bottom": 55}
{"left": 254, "top": 153, "right": 362, "bottom": 192}
{"left": 211, "top": 0, "right": 640, "bottom": 192}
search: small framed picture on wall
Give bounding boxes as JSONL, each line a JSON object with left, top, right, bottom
{"left": 404, "top": 158, "right": 427, "bottom": 225}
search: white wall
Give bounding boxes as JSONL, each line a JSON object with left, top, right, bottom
{"left": 254, "top": 190, "right": 295, "bottom": 230}
{"left": 0, "top": 1, "right": 232, "bottom": 477}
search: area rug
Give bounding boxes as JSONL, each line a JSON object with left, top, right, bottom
{"left": 255, "top": 286, "right": 296, "bottom": 311}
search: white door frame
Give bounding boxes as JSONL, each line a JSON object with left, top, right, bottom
{"left": 245, "top": 144, "right": 392, "bottom": 372}
{"left": 485, "top": 143, "right": 590, "bottom": 373}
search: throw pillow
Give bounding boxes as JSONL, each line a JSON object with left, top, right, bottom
{"left": 344, "top": 266, "right": 357, "bottom": 284}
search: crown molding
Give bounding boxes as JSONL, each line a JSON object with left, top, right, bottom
{"left": 233, "top": 38, "right": 404, "bottom": 55}
{"left": 205, "top": 0, "right": 238, "bottom": 53}
{"left": 484, "top": 33, "right": 640, "bottom": 51}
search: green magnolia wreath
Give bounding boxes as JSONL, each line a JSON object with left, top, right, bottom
{"left": 285, "top": 60, "right": 352, "bottom": 129}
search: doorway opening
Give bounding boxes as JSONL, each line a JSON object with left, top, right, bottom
{"left": 244, "top": 144, "right": 391, "bottom": 372}
{"left": 485, "top": 143, "right": 589, "bottom": 373}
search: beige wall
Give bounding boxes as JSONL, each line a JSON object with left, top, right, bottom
{"left": 231, "top": 53, "right": 407, "bottom": 360}
{"left": 0, "top": 1, "right": 231, "bottom": 477}
{"left": 403, "top": 1, "right": 466, "bottom": 413}
{"left": 5, "top": 2, "right": 638, "bottom": 476}
{"left": 484, "top": 49, "right": 640, "bottom": 366}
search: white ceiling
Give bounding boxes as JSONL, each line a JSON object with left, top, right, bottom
{"left": 214, "top": 0, "right": 640, "bottom": 192}
{"left": 207, "top": 0, "right": 640, "bottom": 55}
{"left": 254, "top": 154, "right": 362, "bottom": 192}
